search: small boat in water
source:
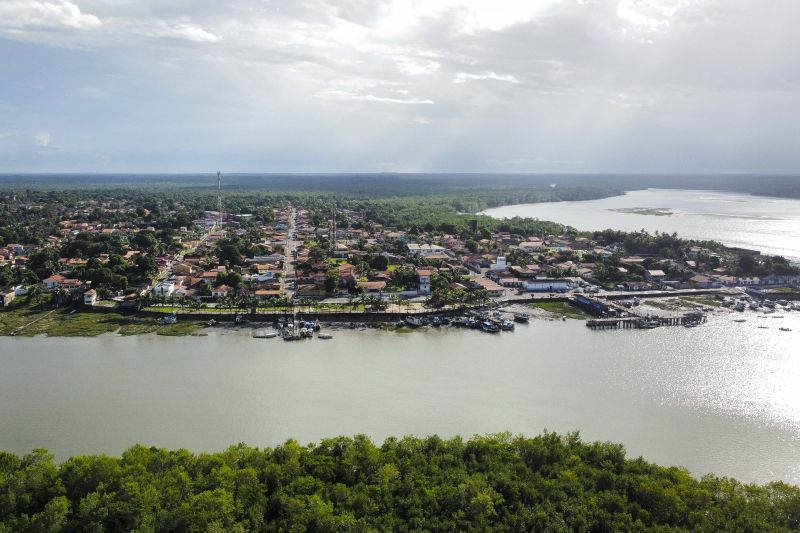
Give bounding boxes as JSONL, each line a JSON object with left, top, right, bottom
{"left": 513, "top": 312, "right": 530, "bottom": 323}
{"left": 500, "top": 319, "right": 515, "bottom": 331}
{"left": 318, "top": 333, "right": 333, "bottom": 339}
{"left": 405, "top": 316, "right": 425, "bottom": 328}
{"left": 733, "top": 319, "right": 747, "bottom": 323}
{"left": 481, "top": 320, "right": 500, "bottom": 333}
{"left": 779, "top": 327, "right": 792, "bottom": 332}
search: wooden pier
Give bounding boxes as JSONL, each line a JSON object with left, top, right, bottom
{"left": 586, "top": 313, "right": 706, "bottom": 330}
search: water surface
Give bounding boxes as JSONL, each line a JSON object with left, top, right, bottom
{"left": 482, "top": 189, "right": 800, "bottom": 259}
{"left": 2, "top": 312, "right": 799, "bottom": 484}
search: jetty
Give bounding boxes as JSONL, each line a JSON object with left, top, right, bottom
{"left": 572, "top": 295, "right": 707, "bottom": 330}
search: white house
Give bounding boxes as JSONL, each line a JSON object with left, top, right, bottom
{"left": 489, "top": 256, "right": 507, "bottom": 272}
{"left": 523, "top": 278, "right": 573, "bottom": 292}
{"left": 416, "top": 268, "right": 432, "bottom": 295}
{"left": 152, "top": 281, "right": 176, "bottom": 297}
{"left": 407, "top": 243, "right": 447, "bottom": 257}
{"left": 83, "top": 289, "right": 97, "bottom": 306}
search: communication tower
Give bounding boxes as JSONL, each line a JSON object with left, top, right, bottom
{"left": 216, "top": 171, "right": 223, "bottom": 230}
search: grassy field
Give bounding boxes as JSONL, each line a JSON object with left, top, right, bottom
{"left": 1, "top": 298, "right": 205, "bottom": 337}
{"left": 644, "top": 295, "right": 722, "bottom": 311}
{"left": 530, "top": 301, "right": 588, "bottom": 319}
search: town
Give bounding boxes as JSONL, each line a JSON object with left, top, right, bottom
{"left": 2, "top": 185, "right": 799, "bottom": 338}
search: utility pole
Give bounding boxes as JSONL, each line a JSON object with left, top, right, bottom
{"left": 330, "top": 201, "right": 336, "bottom": 255}
{"left": 216, "top": 171, "right": 223, "bottom": 230}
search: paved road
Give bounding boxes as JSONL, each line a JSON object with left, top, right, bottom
{"left": 281, "top": 206, "right": 298, "bottom": 299}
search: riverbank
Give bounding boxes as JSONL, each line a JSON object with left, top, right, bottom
{"left": 0, "top": 293, "right": 731, "bottom": 337}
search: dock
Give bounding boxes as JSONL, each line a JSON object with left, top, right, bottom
{"left": 586, "top": 313, "right": 706, "bottom": 330}
{"left": 572, "top": 295, "right": 708, "bottom": 330}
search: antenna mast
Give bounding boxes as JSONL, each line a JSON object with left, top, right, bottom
{"left": 330, "top": 201, "right": 337, "bottom": 255}
{"left": 216, "top": 171, "right": 223, "bottom": 230}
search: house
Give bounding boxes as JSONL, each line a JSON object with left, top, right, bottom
{"left": 518, "top": 240, "right": 546, "bottom": 253}
{"left": 358, "top": 281, "right": 386, "bottom": 294}
{"left": 42, "top": 273, "right": 67, "bottom": 290}
{"left": 469, "top": 277, "right": 505, "bottom": 297}
{"left": 688, "top": 274, "right": 718, "bottom": 289}
{"left": 211, "top": 284, "right": 233, "bottom": 298}
{"left": 523, "top": 278, "right": 573, "bottom": 292}
{"left": 489, "top": 256, "right": 507, "bottom": 272}
{"left": 646, "top": 270, "right": 667, "bottom": 282}
{"left": 332, "top": 242, "right": 350, "bottom": 258}
{"left": 1, "top": 288, "right": 16, "bottom": 308}
{"left": 416, "top": 268, "right": 432, "bottom": 295}
{"left": 152, "top": 281, "right": 176, "bottom": 297}
{"left": 83, "top": 289, "right": 97, "bottom": 306}
{"left": 406, "top": 243, "right": 448, "bottom": 257}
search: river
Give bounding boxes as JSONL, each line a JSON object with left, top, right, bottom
{"left": 481, "top": 189, "right": 800, "bottom": 260}
{"left": 2, "top": 310, "right": 799, "bottom": 484}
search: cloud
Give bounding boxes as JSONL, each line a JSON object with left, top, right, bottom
{"left": 34, "top": 132, "right": 51, "bottom": 147}
{"left": 2, "top": 0, "right": 800, "bottom": 173}
{"left": 453, "top": 71, "right": 519, "bottom": 84}
{"left": 138, "top": 21, "right": 222, "bottom": 43}
{"left": 315, "top": 89, "right": 434, "bottom": 104}
{"left": 0, "top": 1, "right": 100, "bottom": 29}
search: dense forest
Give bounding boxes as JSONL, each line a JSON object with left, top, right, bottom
{"left": 1, "top": 433, "right": 797, "bottom": 532}
{"left": 2, "top": 172, "right": 799, "bottom": 200}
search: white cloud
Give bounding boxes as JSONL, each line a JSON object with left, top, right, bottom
{"left": 316, "top": 89, "right": 434, "bottom": 104}
{"left": 453, "top": 71, "right": 519, "bottom": 84}
{"left": 0, "top": 1, "right": 100, "bottom": 29}
{"left": 34, "top": 132, "right": 51, "bottom": 147}
{"left": 140, "top": 21, "right": 221, "bottom": 43}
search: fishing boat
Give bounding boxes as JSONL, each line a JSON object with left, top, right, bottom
{"left": 500, "top": 319, "right": 515, "bottom": 331}
{"left": 733, "top": 318, "right": 747, "bottom": 323}
{"left": 405, "top": 316, "right": 425, "bottom": 328}
{"left": 513, "top": 312, "right": 530, "bottom": 323}
{"left": 779, "top": 327, "right": 792, "bottom": 332}
{"left": 318, "top": 333, "right": 333, "bottom": 339}
{"left": 481, "top": 320, "right": 500, "bottom": 333}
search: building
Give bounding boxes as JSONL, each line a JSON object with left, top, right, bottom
{"left": 469, "top": 277, "right": 505, "bottom": 297}
{"left": 0, "top": 288, "right": 16, "bottom": 308}
{"left": 416, "top": 268, "right": 432, "bottom": 295}
{"left": 406, "top": 243, "right": 448, "bottom": 257}
{"left": 152, "top": 281, "right": 176, "bottom": 297}
{"left": 211, "top": 284, "right": 233, "bottom": 298}
{"left": 358, "top": 281, "right": 386, "bottom": 294}
{"left": 83, "top": 289, "right": 97, "bottom": 306}
{"left": 489, "top": 256, "right": 507, "bottom": 272}
{"left": 42, "top": 274, "right": 67, "bottom": 290}
{"left": 518, "top": 240, "right": 546, "bottom": 253}
{"left": 523, "top": 278, "right": 573, "bottom": 292}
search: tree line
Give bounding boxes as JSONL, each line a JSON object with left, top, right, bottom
{"left": 1, "top": 433, "right": 798, "bottom": 532}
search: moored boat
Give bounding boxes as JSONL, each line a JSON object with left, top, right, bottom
{"left": 513, "top": 312, "right": 530, "bottom": 323}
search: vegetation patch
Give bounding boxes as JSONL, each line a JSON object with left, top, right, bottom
{"left": 611, "top": 207, "right": 674, "bottom": 216}
{"left": 157, "top": 321, "right": 204, "bottom": 336}
{"left": 530, "top": 301, "right": 588, "bottom": 319}
{"left": 0, "top": 433, "right": 797, "bottom": 532}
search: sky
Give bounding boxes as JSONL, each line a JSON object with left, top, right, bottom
{"left": 1, "top": 0, "right": 799, "bottom": 173}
